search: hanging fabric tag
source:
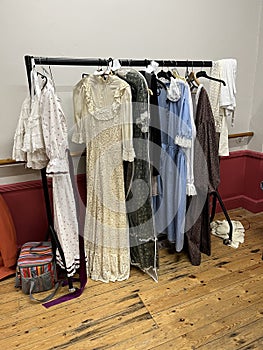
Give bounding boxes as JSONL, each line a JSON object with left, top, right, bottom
{"left": 167, "top": 77, "right": 181, "bottom": 102}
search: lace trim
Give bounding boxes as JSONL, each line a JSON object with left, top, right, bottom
{"left": 167, "top": 77, "right": 181, "bottom": 102}
{"left": 85, "top": 241, "right": 130, "bottom": 283}
{"left": 215, "top": 116, "right": 223, "bottom": 133}
{"left": 123, "top": 148, "right": 136, "bottom": 162}
{"left": 82, "top": 79, "right": 123, "bottom": 121}
{"left": 72, "top": 131, "right": 84, "bottom": 144}
{"left": 23, "top": 126, "right": 45, "bottom": 153}
{"left": 26, "top": 152, "right": 49, "bottom": 170}
{"left": 12, "top": 149, "right": 27, "bottom": 162}
{"left": 46, "top": 158, "right": 69, "bottom": 175}
{"left": 174, "top": 135, "right": 192, "bottom": 148}
{"left": 12, "top": 132, "right": 27, "bottom": 161}
{"left": 135, "top": 110, "right": 150, "bottom": 133}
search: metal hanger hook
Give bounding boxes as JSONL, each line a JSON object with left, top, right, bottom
{"left": 185, "top": 59, "right": 189, "bottom": 77}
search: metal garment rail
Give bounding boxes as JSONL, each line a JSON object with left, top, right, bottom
{"left": 27, "top": 56, "right": 213, "bottom": 67}
{"left": 23, "top": 55, "right": 232, "bottom": 280}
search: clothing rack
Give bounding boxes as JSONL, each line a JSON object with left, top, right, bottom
{"left": 24, "top": 55, "right": 233, "bottom": 282}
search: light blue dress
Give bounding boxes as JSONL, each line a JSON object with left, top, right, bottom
{"left": 154, "top": 79, "right": 192, "bottom": 252}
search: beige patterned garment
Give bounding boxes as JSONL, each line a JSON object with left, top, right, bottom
{"left": 72, "top": 74, "right": 135, "bottom": 282}
{"left": 209, "top": 61, "right": 222, "bottom": 133}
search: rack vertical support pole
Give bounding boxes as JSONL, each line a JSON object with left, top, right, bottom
{"left": 210, "top": 190, "right": 233, "bottom": 245}
{"left": 24, "top": 55, "right": 74, "bottom": 291}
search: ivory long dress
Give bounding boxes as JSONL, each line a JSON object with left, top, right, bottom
{"left": 13, "top": 70, "right": 80, "bottom": 278}
{"left": 72, "top": 74, "right": 135, "bottom": 283}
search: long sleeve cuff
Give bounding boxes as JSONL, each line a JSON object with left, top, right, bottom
{"left": 46, "top": 158, "right": 68, "bottom": 175}
{"left": 123, "top": 148, "right": 136, "bottom": 162}
{"left": 72, "top": 130, "right": 85, "bottom": 144}
{"left": 174, "top": 135, "right": 192, "bottom": 148}
{"left": 71, "top": 121, "right": 85, "bottom": 144}
{"left": 186, "top": 183, "right": 197, "bottom": 196}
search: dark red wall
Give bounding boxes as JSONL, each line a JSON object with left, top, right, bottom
{"left": 218, "top": 150, "right": 263, "bottom": 212}
{"left": 0, "top": 181, "right": 49, "bottom": 246}
{"left": 0, "top": 150, "right": 262, "bottom": 246}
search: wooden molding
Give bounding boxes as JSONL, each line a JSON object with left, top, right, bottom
{"left": 0, "top": 159, "right": 25, "bottom": 166}
{"left": 228, "top": 131, "right": 254, "bottom": 139}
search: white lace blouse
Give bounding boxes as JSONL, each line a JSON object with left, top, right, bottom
{"left": 72, "top": 74, "right": 135, "bottom": 162}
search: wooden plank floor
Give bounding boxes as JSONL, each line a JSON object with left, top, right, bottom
{"left": 0, "top": 208, "right": 262, "bottom": 350}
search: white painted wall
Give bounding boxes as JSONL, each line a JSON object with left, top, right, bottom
{"left": 0, "top": 0, "right": 262, "bottom": 183}
{"left": 249, "top": 1, "right": 263, "bottom": 152}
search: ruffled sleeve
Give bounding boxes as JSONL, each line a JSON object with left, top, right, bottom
{"left": 40, "top": 84, "right": 69, "bottom": 175}
{"left": 120, "top": 85, "right": 135, "bottom": 162}
{"left": 12, "top": 97, "right": 30, "bottom": 162}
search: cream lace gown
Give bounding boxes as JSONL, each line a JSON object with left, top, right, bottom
{"left": 72, "top": 74, "right": 135, "bottom": 282}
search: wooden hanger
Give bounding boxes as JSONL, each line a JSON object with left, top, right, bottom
{"left": 186, "top": 71, "right": 200, "bottom": 90}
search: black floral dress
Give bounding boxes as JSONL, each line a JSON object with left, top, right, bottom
{"left": 117, "top": 69, "right": 159, "bottom": 280}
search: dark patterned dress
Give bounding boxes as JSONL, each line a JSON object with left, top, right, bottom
{"left": 117, "top": 69, "right": 158, "bottom": 281}
{"left": 185, "top": 86, "right": 220, "bottom": 265}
